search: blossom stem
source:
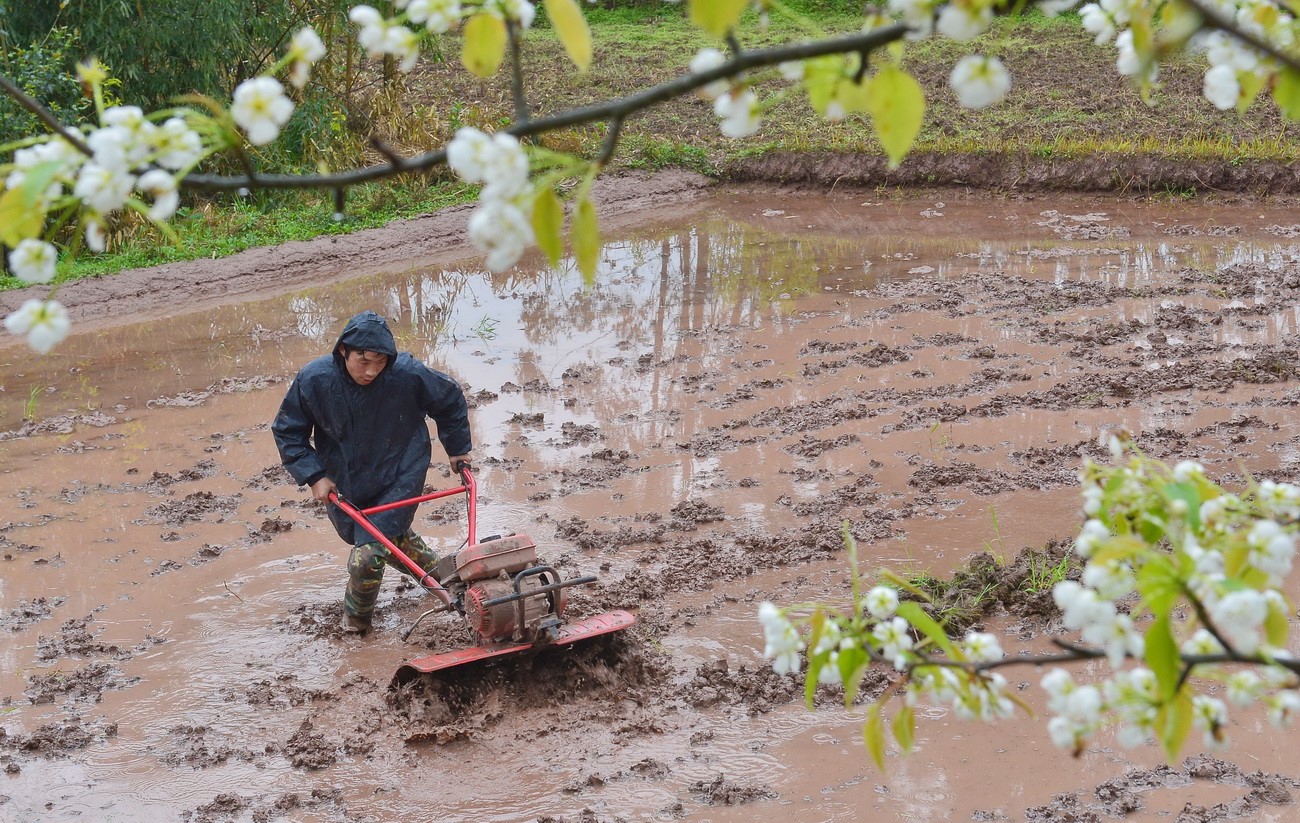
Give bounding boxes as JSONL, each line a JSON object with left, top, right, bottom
{"left": 0, "top": 73, "right": 93, "bottom": 155}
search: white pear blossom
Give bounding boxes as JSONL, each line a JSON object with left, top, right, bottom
{"left": 758, "top": 602, "right": 804, "bottom": 675}
{"left": 949, "top": 55, "right": 1011, "bottom": 109}
{"left": 888, "top": 0, "right": 935, "bottom": 39}
{"left": 1268, "top": 690, "right": 1300, "bottom": 728}
{"left": 467, "top": 199, "right": 533, "bottom": 272}
{"left": 84, "top": 218, "right": 106, "bottom": 253}
{"left": 1038, "top": 0, "right": 1079, "bottom": 15}
{"left": 1181, "top": 627, "right": 1225, "bottom": 656}
{"left": 8, "top": 239, "right": 58, "bottom": 284}
{"left": 872, "top": 615, "right": 915, "bottom": 669}
{"left": 936, "top": 2, "right": 992, "bottom": 41}
{"left": 1082, "top": 559, "right": 1135, "bottom": 601}
{"left": 137, "top": 169, "right": 180, "bottom": 221}
{"left": 1247, "top": 519, "right": 1294, "bottom": 579}
{"left": 74, "top": 162, "right": 135, "bottom": 213}
{"left": 231, "top": 77, "right": 295, "bottom": 146}
{"left": 480, "top": 133, "right": 530, "bottom": 201}
{"left": 447, "top": 127, "right": 495, "bottom": 183}
{"left": 714, "top": 89, "right": 761, "bottom": 138}
{"left": 409, "top": 0, "right": 462, "bottom": 32}
{"left": 778, "top": 60, "right": 805, "bottom": 82}
{"left": 4, "top": 299, "right": 70, "bottom": 354}
{"left": 1203, "top": 64, "right": 1240, "bottom": 110}
{"left": 288, "top": 27, "right": 327, "bottom": 89}
{"left": 1225, "top": 670, "right": 1262, "bottom": 706}
{"left": 865, "top": 585, "right": 899, "bottom": 620}
{"left": 1074, "top": 518, "right": 1110, "bottom": 558}
{"left": 691, "top": 48, "right": 731, "bottom": 100}
{"left": 962, "top": 631, "right": 1004, "bottom": 663}
{"left": 1209, "top": 589, "right": 1267, "bottom": 654}
{"left": 1193, "top": 695, "right": 1228, "bottom": 747}
{"left": 487, "top": 0, "right": 536, "bottom": 27}
{"left": 151, "top": 118, "right": 204, "bottom": 171}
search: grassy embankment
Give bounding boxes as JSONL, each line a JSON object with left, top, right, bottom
{"left": 7, "top": 1, "right": 1296, "bottom": 288}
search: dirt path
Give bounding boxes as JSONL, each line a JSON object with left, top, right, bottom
{"left": 2, "top": 178, "right": 1300, "bottom": 822}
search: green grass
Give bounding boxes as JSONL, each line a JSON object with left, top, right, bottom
{"left": 1, "top": 180, "right": 478, "bottom": 287}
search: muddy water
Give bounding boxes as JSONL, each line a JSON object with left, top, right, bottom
{"left": 4, "top": 186, "right": 1300, "bottom": 822}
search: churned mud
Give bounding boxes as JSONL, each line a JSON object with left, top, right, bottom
{"left": 3, "top": 174, "right": 1300, "bottom": 821}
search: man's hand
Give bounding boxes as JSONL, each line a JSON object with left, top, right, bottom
{"left": 449, "top": 454, "right": 473, "bottom": 474}
{"left": 309, "top": 476, "right": 337, "bottom": 503}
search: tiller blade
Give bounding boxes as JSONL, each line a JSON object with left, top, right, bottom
{"left": 392, "top": 609, "right": 636, "bottom": 685}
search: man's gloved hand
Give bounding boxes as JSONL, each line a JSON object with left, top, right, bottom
{"left": 449, "top": 454, "right": 473, "bottom": 474}
{"left": 309, "top": 476, "right": 337, "bottom": 503}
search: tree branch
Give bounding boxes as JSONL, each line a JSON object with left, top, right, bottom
{"left": 177, "top": 25, "right": 909, "bottom": 192}
{"left": 0, "top": 73, "right": 93, "bottom": 155}
{"left": 1179, "top": 0, "right": 1300, "bottom": 73}
{"left": 507, "top": 18, "right": 530, "bottom": 126}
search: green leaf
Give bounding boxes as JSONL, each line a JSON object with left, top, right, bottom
{"left": 0, "top": 160, "right": 61, "bottom": 248}
{"left": 895, "top": 601, "right": 957, "bottom": 658}
{"left": 1136, "top": 555, "right": 1181, "bottom": 618}
{"left": 1145, "top": 614, "right": 1180, "bottom": 700}
{"left": 1157, "top": 689, "right": 1193, "bottom": 763}
{"left": 864, "top": 702, "right": 887, "bottom": 770}
{"left": 863, "top": 65, "right": 924, "bottom": 169}
{"left": 892, "top": 704, "right": 915, "bottom": 754}
{"left": 838, "top": 645, "right": 870, "bottom": 707}
{"left": 835, "top": 76, "right": 871, "bottom": 115}
{"left": 876, "top": 569, "right": 933, "bottom": 603}
{"left": 572, "top": 196, "right": 600, "bottom": 284}
{"left": 530, "top": 188, "right": 564, "bottom": 267}
{"left": 803, "top": 56, "right": 841, "bottom": 117}
{"left": 1266, "top": 596, "right": 1290, "bottom": 647}
{"left": 1238, "top": 70, "right": 1268, "bottom": 115}
{"left": 1273, "top": 67, "right": 1300, "bottom": 120}
{"left": 462, "top": 13, "right": 507, "bottom": 78}
{"left": 688, "top": 0, "right": 748, "bottom": 38}
{"left": 1164, "top": 482, "right": 1201, "bottom": 530}
{"left": 0, "top": 187, "right": 45, "bottom": 249}
{"left": 544, "top": 0, "right": 592, "bottom": 72}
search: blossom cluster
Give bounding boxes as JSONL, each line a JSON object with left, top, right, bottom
{"left": 349, "top": 0, "right": 536, "bottom": 73}
{"left": 1038, "top": 441, "right": 1300, "bottom": 752}
{"left": 1, "top": 28, "right": 327, "bottom": 353}
{"left": 760, "top": 440, "right": 1300, "bottom": 762}
{"left": 446, "top": 127, "right": 534, "bottom": 271}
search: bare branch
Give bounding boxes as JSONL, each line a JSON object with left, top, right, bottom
{"left": 179, "top": 25, "right": 909, "bottom": 192}
{"left": 597, "top": 115, "right": 625, "bottom": 167}
{"left": 0, "top": 73, "right": 93, "bottom": 155}
{"left": 507, "top": 18, "right": 531, "bottom": 126}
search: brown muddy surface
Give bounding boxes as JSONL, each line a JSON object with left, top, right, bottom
{"left": 3, "top": 173, "right": 1300, "bottom": 822}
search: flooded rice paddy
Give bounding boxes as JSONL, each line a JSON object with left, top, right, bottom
{"left": 3, "top": 183, "right": 1300, "bottom": 822}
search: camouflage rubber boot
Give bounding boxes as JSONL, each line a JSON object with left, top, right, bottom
{"left": 392, "top": 530, "right": 440, "bottom": 579}
{"left": 343, "top": 540, "right": 387, "bottom": 631}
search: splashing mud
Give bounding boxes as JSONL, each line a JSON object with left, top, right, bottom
{"left": 2, "top": 173, "right": 1300, "bottom": 821}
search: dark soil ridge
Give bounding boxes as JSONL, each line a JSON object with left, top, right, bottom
{"left": 725, "top": 151, "right": 1300, "bottom": 194}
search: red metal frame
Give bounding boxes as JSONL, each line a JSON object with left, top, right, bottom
{"left": 328, "top": 466, "right": 478, "bottom": 607}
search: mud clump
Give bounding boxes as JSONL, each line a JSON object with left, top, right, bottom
{"left": 24, "top": 661, "right": 139, "bottom": 704}
{"left": 2, "top": 596, "right": 64, "bottom": 631}
{"left": 35, "top": 615, "right": 129, "bottom": 661}
{"left": 145, "top": 491, "right": 243, "bottom": 526}
{"left": 690, "top": 774, "right": 778, "bottom": 806}
{"left": 283, "top": 719, "right": 337, "bottom": 770}
{"left": 0, "top": 716, "right": 118, "bottom": 758}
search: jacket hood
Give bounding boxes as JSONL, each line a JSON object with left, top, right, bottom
{"left": 334, "top": 311, "right": 398, "bottom": 374}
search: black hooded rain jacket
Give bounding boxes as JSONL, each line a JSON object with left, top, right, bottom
{"left": 272, "top": 311, "right": 472, "bottom": 545}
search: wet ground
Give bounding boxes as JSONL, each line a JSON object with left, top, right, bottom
{"left": 3, "top": 177, "right": 1300, "bottom": 822}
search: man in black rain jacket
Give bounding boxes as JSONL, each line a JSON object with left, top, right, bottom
{"left": 272, "top": 310, "right": 473, "bottom": 635}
